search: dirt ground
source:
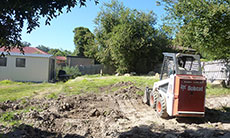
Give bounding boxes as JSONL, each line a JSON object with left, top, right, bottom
{"left": 1, "top": 81, "right": 230, "bottom": 138}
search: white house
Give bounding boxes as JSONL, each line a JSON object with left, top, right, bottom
{"left": 0, "top": 47, "right": 55, "bottom": 82}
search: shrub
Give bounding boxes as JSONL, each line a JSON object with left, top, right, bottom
{"left": 0, "top": 80, "right": 13, "bottom": 84}
{"left": 62, "top": 66, "right": 81, "bottom": 79}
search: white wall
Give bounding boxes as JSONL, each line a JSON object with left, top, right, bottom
{"left": 0, "top": 55, "right": 50, "bottom": 82}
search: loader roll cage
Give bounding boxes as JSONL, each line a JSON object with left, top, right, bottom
{"left": 160, "top": 53, "right": 202, "bottom": 80}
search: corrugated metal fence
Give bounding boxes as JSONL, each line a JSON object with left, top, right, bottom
{"left": 78, "top": 65, "right": 103, "bottom": 75}
{"left": 202, "top": 60, "right": 230, "bottom": 82}
{"left": 78, "top": 64, "right": 115, "bottom": 75}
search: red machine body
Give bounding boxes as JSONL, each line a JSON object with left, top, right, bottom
{"left": 173, "top": 75, "right": 206, "bottom": 117}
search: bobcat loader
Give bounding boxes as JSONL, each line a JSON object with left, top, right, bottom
{"left": 143, "top": 53, "right": 206, "bottom": 118}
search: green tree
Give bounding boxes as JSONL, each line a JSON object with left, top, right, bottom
{"left": 160, "top": 0, "right": 230, "bottom": 60}
{"left": 48, "top": 49, "right": 60, "bottom": 56}
{"left": 21, "top": 41, "right": 31, "bottom": 47}
{"left": 37, "top": 45, "right": 72, "bottom": 56}
{"left": 48, "top": 48, "right": 72, "bottom": 56}
{"left": 63, "top": 50, "right": 72, "bottom": 56}
{"left": 73, "top": 27, "right": 96, "bottom": 58}
{"left": 36, "top": 45, "right": 50, "bottom": 52}
{"left": 95, "top": 0, "right": 171, "bottom": 74}
{"left": 0, "top": 0, "right": 99, "bottom": 52}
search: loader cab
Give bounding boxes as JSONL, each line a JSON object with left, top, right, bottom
{"left": 160, "top": 53, "right": 202, "bottom": 80}
{"left": 144, "top": 52, "right": 206, "bottom": 118}
{"left": 158, "top": 53, "right": 205, "bottom": 118}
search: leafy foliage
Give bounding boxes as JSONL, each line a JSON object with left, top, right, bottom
{"left": 21, "top": 41, "right": 31, "bottom": 47}
{"left": 62, "top": 66, "right": 81, "bottom": 78}
{"left": 94, "top": 0, "right": 171, "bottom": 74}
{"left": 160, "top": 0, "right": 230, "bottom": 60}
{"left": 73, "top": 27, "right": 97, "bottom": 58}
{"left": 36, "top": 45, "right": 72, "bottom": 56}
{"left": 36, "top": 45, "right": 50, "bottom": 52}
{"left": 48, "top": 48, "right": 72, "bottom": 56}
{"left": 0, "top": 0, "right": 98, "bottom": 52}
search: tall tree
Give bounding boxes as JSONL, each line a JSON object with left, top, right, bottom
{"left": 0, "top": 0, "right": 99, "bottom": 52}
{"left": 95, "top": 0, "right": 171, "bottom": 74}
{"left": 159, "top": 0, "right": 230, "bottom": 60}
{"left": 73, "top": 27, "right": 96, "bottom": 58}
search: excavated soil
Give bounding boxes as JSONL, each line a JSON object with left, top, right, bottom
{"left": 1, "top": 81, "right": 230, "bottom": 138}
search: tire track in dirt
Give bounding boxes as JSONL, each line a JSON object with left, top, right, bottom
{"left": 116, "top": 98, "right": 162, "bottom": 131}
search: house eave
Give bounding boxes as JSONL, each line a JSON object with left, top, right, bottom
{"left": 2, "top": 52, "right": 54, "bottom": 58}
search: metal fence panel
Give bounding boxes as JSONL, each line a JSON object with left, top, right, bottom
{"left": 202, "top": 60, "right": 230, "bottom": 82}
{"left": 78, "top": 64, "right": 114, "bottom": 75}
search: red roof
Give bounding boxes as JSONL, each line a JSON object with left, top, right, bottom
{"left": 56, "top": 56, "right": 66, "bottom": 61}
{"left": 0, "top": 47, "right": 48, "bottom": 54}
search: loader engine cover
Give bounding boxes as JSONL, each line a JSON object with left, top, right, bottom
{"left": 173, "top": 75, "right": 206, "bottom": 117}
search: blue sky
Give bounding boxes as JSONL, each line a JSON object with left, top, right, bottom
{"left": 21, "top": 0, "right": 166, "bottom": 52}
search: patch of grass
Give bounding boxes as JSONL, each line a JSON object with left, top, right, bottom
{"left": 63, "top": 76, "right": 158, "bottom": 95}
{"left": 0, "top": 81, "right": 63, "bottom": 102}
{"left": 206, "top": 83, "right": 230, "bottom": 96}
{"left": 46, "top": 92, "right": 58, "bottom": 99}
{"left": 20, "top": 99, "right": 28, "bottom": 105}
{"left": 0, "top": 80, "right": 14, "bottom": 84}
{"left": 0, "top": 76, "right": 157, "bottom": 101}
{"left": 82, "top": 74, "right": 105, "bottom": 78}
{"left": 0, "top": 80, "right": 23, "bottom": 85}
{"left": 109, "top": 85, "right": 130, "bottom": 93}
{"left": 136, "top": 90, "right": 144, "bottom": 96}
{"left": 121, "top": 76, "right": 158, "bottom": 88}
{"left": 0, "top": 106, "right": 42, "bottom": 127}
{"left": 1, "top": 112, "right": 15, "bottom": 122}
{"left": 0, "top": 111, "right": 21, "bottom": 126}
{"left": 63, "top": 76, "right": 119, "bottom": 94}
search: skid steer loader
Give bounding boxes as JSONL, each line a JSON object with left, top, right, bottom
{"left": 143, "top": 53, "right": 206, "bottom": 118}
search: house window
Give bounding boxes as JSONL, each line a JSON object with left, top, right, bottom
{"left": 16, "top": 58, "right": 26, "bottom": 67}
{"left": 0, "top": 57, "right": 7, "bottom": 66}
